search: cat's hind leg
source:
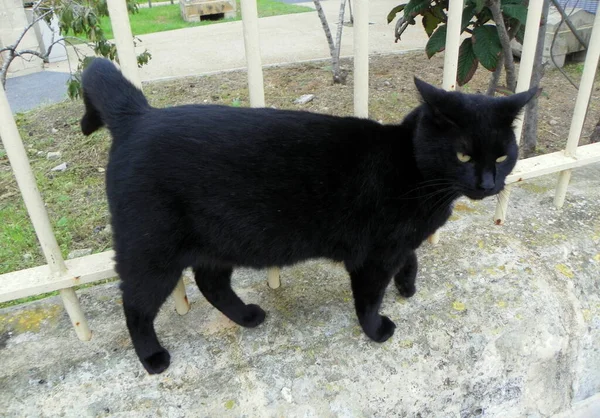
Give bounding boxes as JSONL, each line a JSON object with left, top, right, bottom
{"left": 120, "top": 266, "right": 181, "bottom": 375}
{"left": 394, "top": 250, "right": 418, "bottom": 298}
{"left": 193, "top": 265, "right": 266, "bottom": 328}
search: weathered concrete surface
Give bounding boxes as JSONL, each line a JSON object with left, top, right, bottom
{"left": 1, "top": 164, "right": 599, "bottom": 417}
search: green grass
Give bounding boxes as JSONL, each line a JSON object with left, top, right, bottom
{"left": 0, "top": 105, "right": 113, "bottom": 309}
{"left": 0, "top": 106, "right": 112, "bottom": 278}
{"left": 99, "top": 0, "right": 313, "bottom": 38}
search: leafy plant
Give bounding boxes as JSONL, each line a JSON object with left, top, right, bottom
{"left": 1, "top": 0, "right": 152, "bottom": 98}
{"left": 388, "top": 0, "right": 527, "bottom": 87}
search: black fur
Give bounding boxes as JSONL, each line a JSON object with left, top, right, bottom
{"left": 81, "top": 58, "right": 537, "bottom": 374}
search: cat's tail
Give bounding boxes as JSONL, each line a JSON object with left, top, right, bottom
{"left": 80, "top": 58, "right": 150, "bottom": 137}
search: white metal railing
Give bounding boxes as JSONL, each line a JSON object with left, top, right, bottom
{"left": 1, "top": 0, "right": 599, "bottom": 341}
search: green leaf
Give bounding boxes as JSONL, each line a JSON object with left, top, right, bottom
{"left": 426, "top": 24, "right": 447, "bottom": 58}
{"left": 476, "top": 6, "right": 493, "bottom": 25}
{"left": 471, "top": 0, "right": 486, "bottom": 13}
{"left": 136, "top": 50, "right": 152, "bottom": 68}
{"left": 61, "top": 7, "right": 73, "bottom": 31}
{"left": 387, "top": 4, "right": 406, "bottom": 24}
{"left": 501, "top": 4, "right": 527, "bottom": 25}
{"left": 82, "top": 56, "right": 95, "bottom": 69}
{"left": 67, "top": 81, "right": 78, "bottom": 100}
{"left": 472, "top": 25, "right": 502, "bottom": 71}
{"left": 457, "top": 38, "right": 479, "bottom": 86}
{"left": 422, "top": 10, "right": 441, "bottom": 37}
{"left": 461, "top": 4, "right": 476, "bottom": 32}
{"left": 431, "top": 2, "right": 446, "bottom": 20}
{"left": 404, "top": 0, "right": 432, "bottom": 20}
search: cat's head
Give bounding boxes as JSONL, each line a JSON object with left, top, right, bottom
{"left": 411, "top": 78, "right": 538, "bottom": 200}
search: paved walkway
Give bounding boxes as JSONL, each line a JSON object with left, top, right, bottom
{"left": 5, "top": 71, "right": 71, "bottom": 114}
{"left": 47, "top": 0, "right": 426, "bottom": 81}
{"left": 5, "top": 0, "right": 427, "bottom": 112}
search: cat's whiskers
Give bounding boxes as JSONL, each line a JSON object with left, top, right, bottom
{"left": 421, "top": 188, "right": 457, "bottom": 213}
{"left": 428, "top": 190, "right": 460, "bottom": 222}
{"left": 396, "top": 180, "right": 457, "bottom": 201}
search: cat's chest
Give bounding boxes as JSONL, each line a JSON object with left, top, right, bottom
{"left": 388, "top": 198, "right": 454, "bottom": 248}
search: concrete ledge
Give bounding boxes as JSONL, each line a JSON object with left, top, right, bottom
{"left": 1, "top": 163, "right": 599, "bottom": 415}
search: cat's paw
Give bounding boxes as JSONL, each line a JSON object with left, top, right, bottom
{"left": 142, "top": 349, "right": 171, "bottom": 375}
{"left": 240, "top": 304, "right": 266, "bottom": 328}
{"left": 363, "top": 315, "right": 396, "bottom": 343}
{"left": 396, "top": 281, "right": 416, "bottom": 298}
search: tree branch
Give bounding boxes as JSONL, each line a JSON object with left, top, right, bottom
{"left": 32, "top": 0, "right": 46, "bottom": 13}
{"left": 14, "top": 49, "right": 48, "bottom": 60}
{"left": 10, "top": 9, "right": 53, "bottom": 53}
{"left": 0, "top": 7, "right": 52, "bottom": 86}
{"left": 487, "top": 0, "right": 517, "bottom": 91}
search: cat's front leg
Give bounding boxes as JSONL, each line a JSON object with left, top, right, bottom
{"left": 394, "top": 250, "right": 418, "bottom": 298}
{"left": 348, "top": 261, "right": 396, "bottom": 343}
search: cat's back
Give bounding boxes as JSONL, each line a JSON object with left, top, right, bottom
{"left": 111, "top": 104, "right": 385, "bottom": 185}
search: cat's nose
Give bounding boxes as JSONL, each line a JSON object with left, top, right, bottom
{"left": 478, "top": 173, "right": 495, "bottom": 191}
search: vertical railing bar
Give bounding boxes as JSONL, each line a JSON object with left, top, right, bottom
{"left": 0, "top": 83, "right": 91, "bottom": 341}
{"left": 240, "top": 0, "right": 281, "bottom": 288}
{"left": 240, "top": 0, "right": 266, "bottom": 108}
{"left": 106, "top": 0, "right": 190, "bottom": 310}
{"left": 267, "top": 268, "right": 281, "bottom": 290}
{"left": 442, "top": 0, "right": 463, "bottom": 91}
{"left": 554, "top": 10, "right": 600, "bottom": 208}
{"left": 173, "top": 278, "right": 190, "bottom": 315}
{"left": 106, "top": 0, "right": 142, "bottom": 88}
{"left": 428, "top": 0, "right": 463, "bottom": 245}
{"left": 493, "top": 0, "right": 544, "bottom": 225}
{"left": 353, "top": 0, "right": 369, "bottom": 118}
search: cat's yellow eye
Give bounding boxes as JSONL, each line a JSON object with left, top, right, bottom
{"left": 496, "top": 155, "right": 508, "bottom": 163}
{"left": 457, "top": 152, "right": 471, "bottom": 163}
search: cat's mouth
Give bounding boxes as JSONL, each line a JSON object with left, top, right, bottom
{"left": 463, "top": 188, "right": 503, "bottom": 200}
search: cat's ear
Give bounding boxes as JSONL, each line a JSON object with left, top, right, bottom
{"left": 414, "top": 77, "right": 458, "bottom": 126}
{"left": 495, "top": 86, "right": 541, "bottom": 123}
{"left": 414, "top": 77, "right": 446, "bottom": 108}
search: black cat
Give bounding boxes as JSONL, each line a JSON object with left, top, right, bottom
{"left": 81, "top": 58, "right": 537, "bottom": 374}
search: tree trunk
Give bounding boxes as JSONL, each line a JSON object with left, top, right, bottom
{"left": 333, "top": 0, "right": 347, "bottom": 83}
{"left": 522, "top": 0, "right": 550, "bottom": 157}
{"left": 313, "top": 0, "right": 346, "bottom": 84}
{"left": 487, "top": 0, "right": 517, "bottom": 92}
{"left": 590, "top": 117, "right": 600, "bottom": 143}
{"left": 0, "top": 52, "right": 12, "bottom": 88}
{"left": 486, "top": 55, "right": 503, "bottom": 96}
